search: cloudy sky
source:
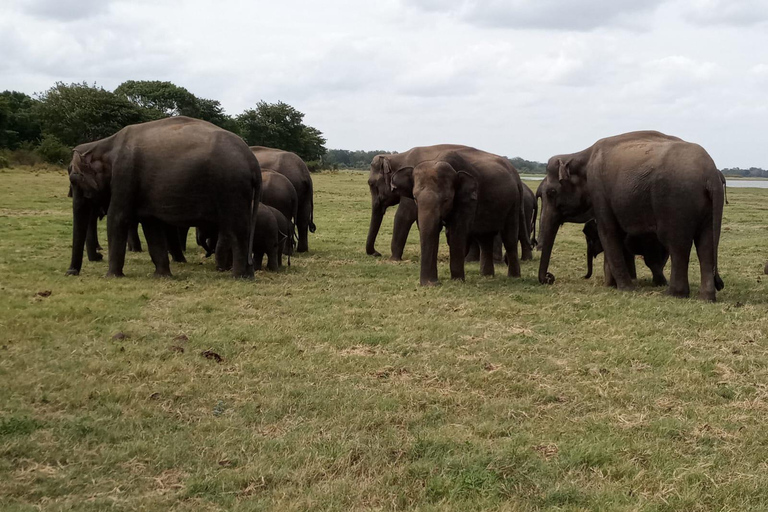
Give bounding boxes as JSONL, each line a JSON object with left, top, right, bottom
{"left": 1, "top": 0, "right": 767, "bottom": 167}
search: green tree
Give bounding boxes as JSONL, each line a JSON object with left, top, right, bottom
{"left": 114, "top": 80, "right": 198, "bottom": 119}
{"left": 0, "top": 91, "right": 42, "bottom": 149}
{"left": 237, "top": 101, "right": 326, "bottom": 162}
{"left": 36, "top": 82, "right": 149, "bottom": 146}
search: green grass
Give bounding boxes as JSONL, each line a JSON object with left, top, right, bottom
{"left": 1, "top": 166, "right": 767, "bottom": 511}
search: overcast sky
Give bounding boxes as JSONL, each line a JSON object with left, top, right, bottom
{"left": 1, "top": 0, "right": 767, "bottom": 167}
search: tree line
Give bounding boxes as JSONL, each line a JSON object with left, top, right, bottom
{"left": 0, "top": 81, "right": 327, "bottom": 168}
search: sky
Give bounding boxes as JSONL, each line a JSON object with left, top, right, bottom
{"left": 1, "top": 0, "right": 767, "bottom": 168}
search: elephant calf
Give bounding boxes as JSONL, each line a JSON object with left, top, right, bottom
{"left": 582, "top": 219, "right": 668, "bottom": 286}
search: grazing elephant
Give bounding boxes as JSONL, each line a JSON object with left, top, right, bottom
{"left": 262, "top": 169, "right": 298, "bottom": 254}
{"left": 537, "top": 130, "right": 724, "bottom": 301}
{"left": 67, "top": 185, "right": 185, "bottom": 275}
{"left": 466, "top": 186, "right": 536, "bottom": 263}
{"left": 582, "top": 219, "right": 669, "bottom": 286}
{"left": 251, "top": 147, "right": 315, "bottom": 253}
{"left": 67, "top": 116, "right": 261, "bottom": 278}
{"left": 384, "top": 145, "right": 527, "bottom": 286}
{"left": 197, "top": 205, "right": 291, "bottom": 271}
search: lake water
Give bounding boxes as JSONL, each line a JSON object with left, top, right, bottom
{"left": 521, "top": 176, "right": 768, "bottom": 189}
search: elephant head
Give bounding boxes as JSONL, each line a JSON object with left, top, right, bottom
{"left": 366, "top": 155, "right": 404, "bottom": 256}
{"left": 68, "top": 150, "right": 111, "bottom": 200}
{"left": 389, "top": 160, "right": 477, "bottom": 285}
{"left": 537, "top": 154, "right": 592, "bottom": 285}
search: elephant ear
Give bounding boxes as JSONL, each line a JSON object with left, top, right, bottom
{"left": 390, "top": 167, "right": 414, "bottom": 198}
{"left": 454, "top": 171, "right": 478, "bottom": 208}
{"left": 558, "top": 158, "right": 571, "bottom": 182}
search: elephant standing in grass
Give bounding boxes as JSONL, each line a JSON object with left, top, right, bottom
{"left": 582, "top": 219, "right": 669, "bottom": 285}
{"left": 251, "top": 147, "right": 315, "bottom": 253}
{"left": 367, "top": 147, "right": 532, "bottom": 262}
{"left": 382, "top": 145, "right": 527, "bottom": 286}
{"left": 261, "top": 169, "right": 298, "bottom": 256}
{"left": 67, "top": 117, "right": 261, "bottom": 278}
{"left": 537, "top": 131, "right": 724, "bottom": 301}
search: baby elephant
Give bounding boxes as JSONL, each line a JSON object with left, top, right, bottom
{"left": 196, "top": 205, "right": 293, "bottom": 272}
{"left": 582, "top": 219, "right": 669, "bottom": 287}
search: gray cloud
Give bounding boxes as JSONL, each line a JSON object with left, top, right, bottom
{"left": 678, "top": 0, "right": 768, "bottom": 26}
{"left": 11, "top": 0, "right": 113, "bottom": 21}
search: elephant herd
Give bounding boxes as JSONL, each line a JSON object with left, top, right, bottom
{"left": 66, "top": 116, "right": 315, "bottom": 279}
{"left": 366, "top": 131, "right": 730, "bottom": 302}
{"left": 65, "top": 117, "right": 746, "bottom": 303}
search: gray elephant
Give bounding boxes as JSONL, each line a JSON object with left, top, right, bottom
{"left": 537, "top": 131, "right": 724, "bottom": 301}
{"left": 383, "top": 145, "right": 527, "bottom": 285}
{"left": 582, "top": 219, "right": 669, "bottom": 286}
{"left": 197, "top": 205, "right": 291, "bottom": 271}
{"left": 251, "top": 147, "right": 315, "bottom": 252}
{"left": 68, "top": 116, "right": 261, "bottom": 278}
{"left": 367, "top": 147, "right": 532, "bottom": 262}
{"left": 262, "top": 169, "right": 298, "bottom": 256}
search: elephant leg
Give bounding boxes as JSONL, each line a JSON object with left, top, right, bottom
{"left": 106, "top": 211, "right": 132, "bottom": 277}
{"left": 465, "top": 239, "right": 480, "bottom": 262}
{"left": 266, "top": 246, "right": 279, "bottom": 272}
{"left": 391, "top": 199, "right": 417, "bottom": 261}
{"left": 604, "top": 258, "right": 616, "bottom": 287}
{"left": 595, "top": 216, "right": 634, "bottom": 291}
{"left": 296, "top": 199, "right": 311, "bottom": 253}
{"left": 141, "top": 218, "right": 172, "bottom": 277}
{"left": 127, "top": 224, "right": 143, "bottom": 252}
{"left": 166, "top": 225, "right": 187, "bottom": 263}
{"left": 178, "top": 226, "right": 189, "bottom": 252}
{"left": 86, "top": 211, "right": 103, "bottom": 262}
{"left": 253, "top": 251, "right": 264, "bottom": 271}
{"left": 694, "top": 223, "right": 717, "bottom": 302}
{"left": 625, "top": 248, "right": 637, "bottom": 280}
{"left": 229, "top": 220, "right": 253, "bottom": 279}
{"left": 518, "top": 226, "right": 532, "bottom": 262}
{"left": 478, "top": 234, "right": 495, "bottom": 277}
{"left": 215, "top": 234, "right": 233, "bottom": 272}
{"left": 500, "top": 218, "right": 521, "bottom": 278}
{"left": 494, "top": 234, "right": 505, "bottom": 263}
{"left": 665, "top": 240, "right": 692, "bottom": 298}
{"left": 645, "top": 247, "right": 668, "bottom": 287}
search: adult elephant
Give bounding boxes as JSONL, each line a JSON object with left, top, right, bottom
{"left": 67, "top": 116, "right": 261, "bottom": 278}
{"left": 537, "top": 131, "right": 724, "bottom": 301}
{"left": 250, "top": 147, "right": 315, "bottom": 252}
{"left": 383, "top": 145, "right": 527, "bottom": 285}
{"left": 582, "top": 219, "right": 669, "bottom": 285}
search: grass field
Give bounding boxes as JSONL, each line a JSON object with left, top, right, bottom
{"left": 1, "top": 166, "right": 768, "bottom": 511}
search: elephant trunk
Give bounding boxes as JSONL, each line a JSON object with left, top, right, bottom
{"left": 417, "top": 197, "right": 442, "bottom": 286}
{"left": 537, "top": 205, "right": 560, "bottom": 285}
{"left": 366, "top": 199, "right": 386, "bottom": 256}
{"left": 67, "top": 187, "right": 92, "bottom": 275}
{"left": 584, "top": 247, "right": 593, "bottom": 279}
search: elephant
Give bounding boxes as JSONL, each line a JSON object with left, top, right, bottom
{"left": 250, "top": 147, "right": 315, "bottom": 253}
{"left": 262, "top": 168, "right": 298, "bottom": 255}
{"left": 67, "top": 116, "right": 261, "bottom": 278}
{"left": 582, "top": 219, "right": 669, "bottom": 286}
{"left": 537, "top": 130, "right": 724, "bottom": 301}
{"left": 66, "top": 185, "right": 186, "bottom": 275}
{"left": 466, "top": 186, "right": 536, "bottom": 263}
{"left": 382, "top": 145, "right": 527, "bottom": 286}
{"left": 196, "top": 205, "right": 291, "bottom": 271}
{"left": 367, "top": 146, "right": 532, "bottom": 262}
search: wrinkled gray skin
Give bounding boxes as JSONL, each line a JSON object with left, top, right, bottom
{"left": 68, "top": 116, "right": 261, "bottom": 278}
{"left": 582, "top": 219, "right": 669, "bottom": 286}
{"left": 197, "top": 205, "right": 291, "bottom": 272}
{"left": 537, "top": 130, "right": 724, "bottom": 301}
{"left": 368, "top": 149, "right": 533, "bottom": 263}
{"left": 384, "top": 145, "right": 527, "bottom": 286}
{"left": 251, "top": 147, "right": 315, "bottom": 253}
{"left": 261, "top": 168, "right": 298, "bottom": 255}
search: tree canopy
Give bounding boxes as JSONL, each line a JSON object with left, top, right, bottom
{"left": 237, "top": 101, "right": 327, "bottom": 162}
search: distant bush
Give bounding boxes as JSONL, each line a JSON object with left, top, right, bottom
{"left": 9, "top": 143, "right": 43, "bottom": 166}
{"left": 0, "top": 153, "right": 9, "bottom": 169}
{"left": 36, "top": 134, "right": 71, "bottom": 165}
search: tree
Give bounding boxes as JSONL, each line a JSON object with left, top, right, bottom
{"left": 36, "top": 82, "right": 149, "bottom": 146}
{"left": 0, "top": 91, "right": 42, "bottom": 149}
{"left": 114, "top": 80, "right": 198, "bottom": 119}
{"left": 237, "top": 101, "right": 326, "bottom": 161}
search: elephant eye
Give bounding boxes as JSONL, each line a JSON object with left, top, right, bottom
{"left": 546, "top": 188, "right": 557, "bottom": 198}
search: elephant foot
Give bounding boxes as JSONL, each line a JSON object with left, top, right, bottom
{"left": 88, "top": 253, "right": 103, "bottom": 262}
{"left": 420, "top": 279, "right": 441, "bottom": 287}
{"left": 172, "top": 255, "right": 187, "bottom": 264}
{"left": 105, "top": 271, "right": 125, "bottom": 278}
{"left": 699, "top": 290, "right": 716, "bottom": 302}
{"left": 66, "top": 268, "right": 80, "bottom": 276}
{"left": 367, "top": 249, "right": 382, "bottom": 257}
{"left": 389, "top": 255, "right": 403, "bottom": 262}
{"left": 652, "top": 276, "right": 668, "bottom": 287}
{"left": 665, "top": 286, "right": 690, "bottom": 299}
{"left": 539, "top": 272, "right": 555, "bottom": 285}
{"left": 153, "top": 270, "right": 173, "bottom": 278}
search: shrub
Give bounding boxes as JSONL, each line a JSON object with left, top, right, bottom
{"left": 36, "top": 134, "right": 71, "bottom": 165}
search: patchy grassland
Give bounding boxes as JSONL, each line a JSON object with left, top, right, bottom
{"left": 1, "top": 166, "right": 767, "bottom": 512}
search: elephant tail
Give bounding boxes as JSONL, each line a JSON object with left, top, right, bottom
{"left": 530, "top": 192, "right": 538, "bottom": 247}
{"left": 247, "top": 170, "right": 262, "bottom": 268}
{"left": 708, "top": 175, "right": 725, "bottom": 291}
